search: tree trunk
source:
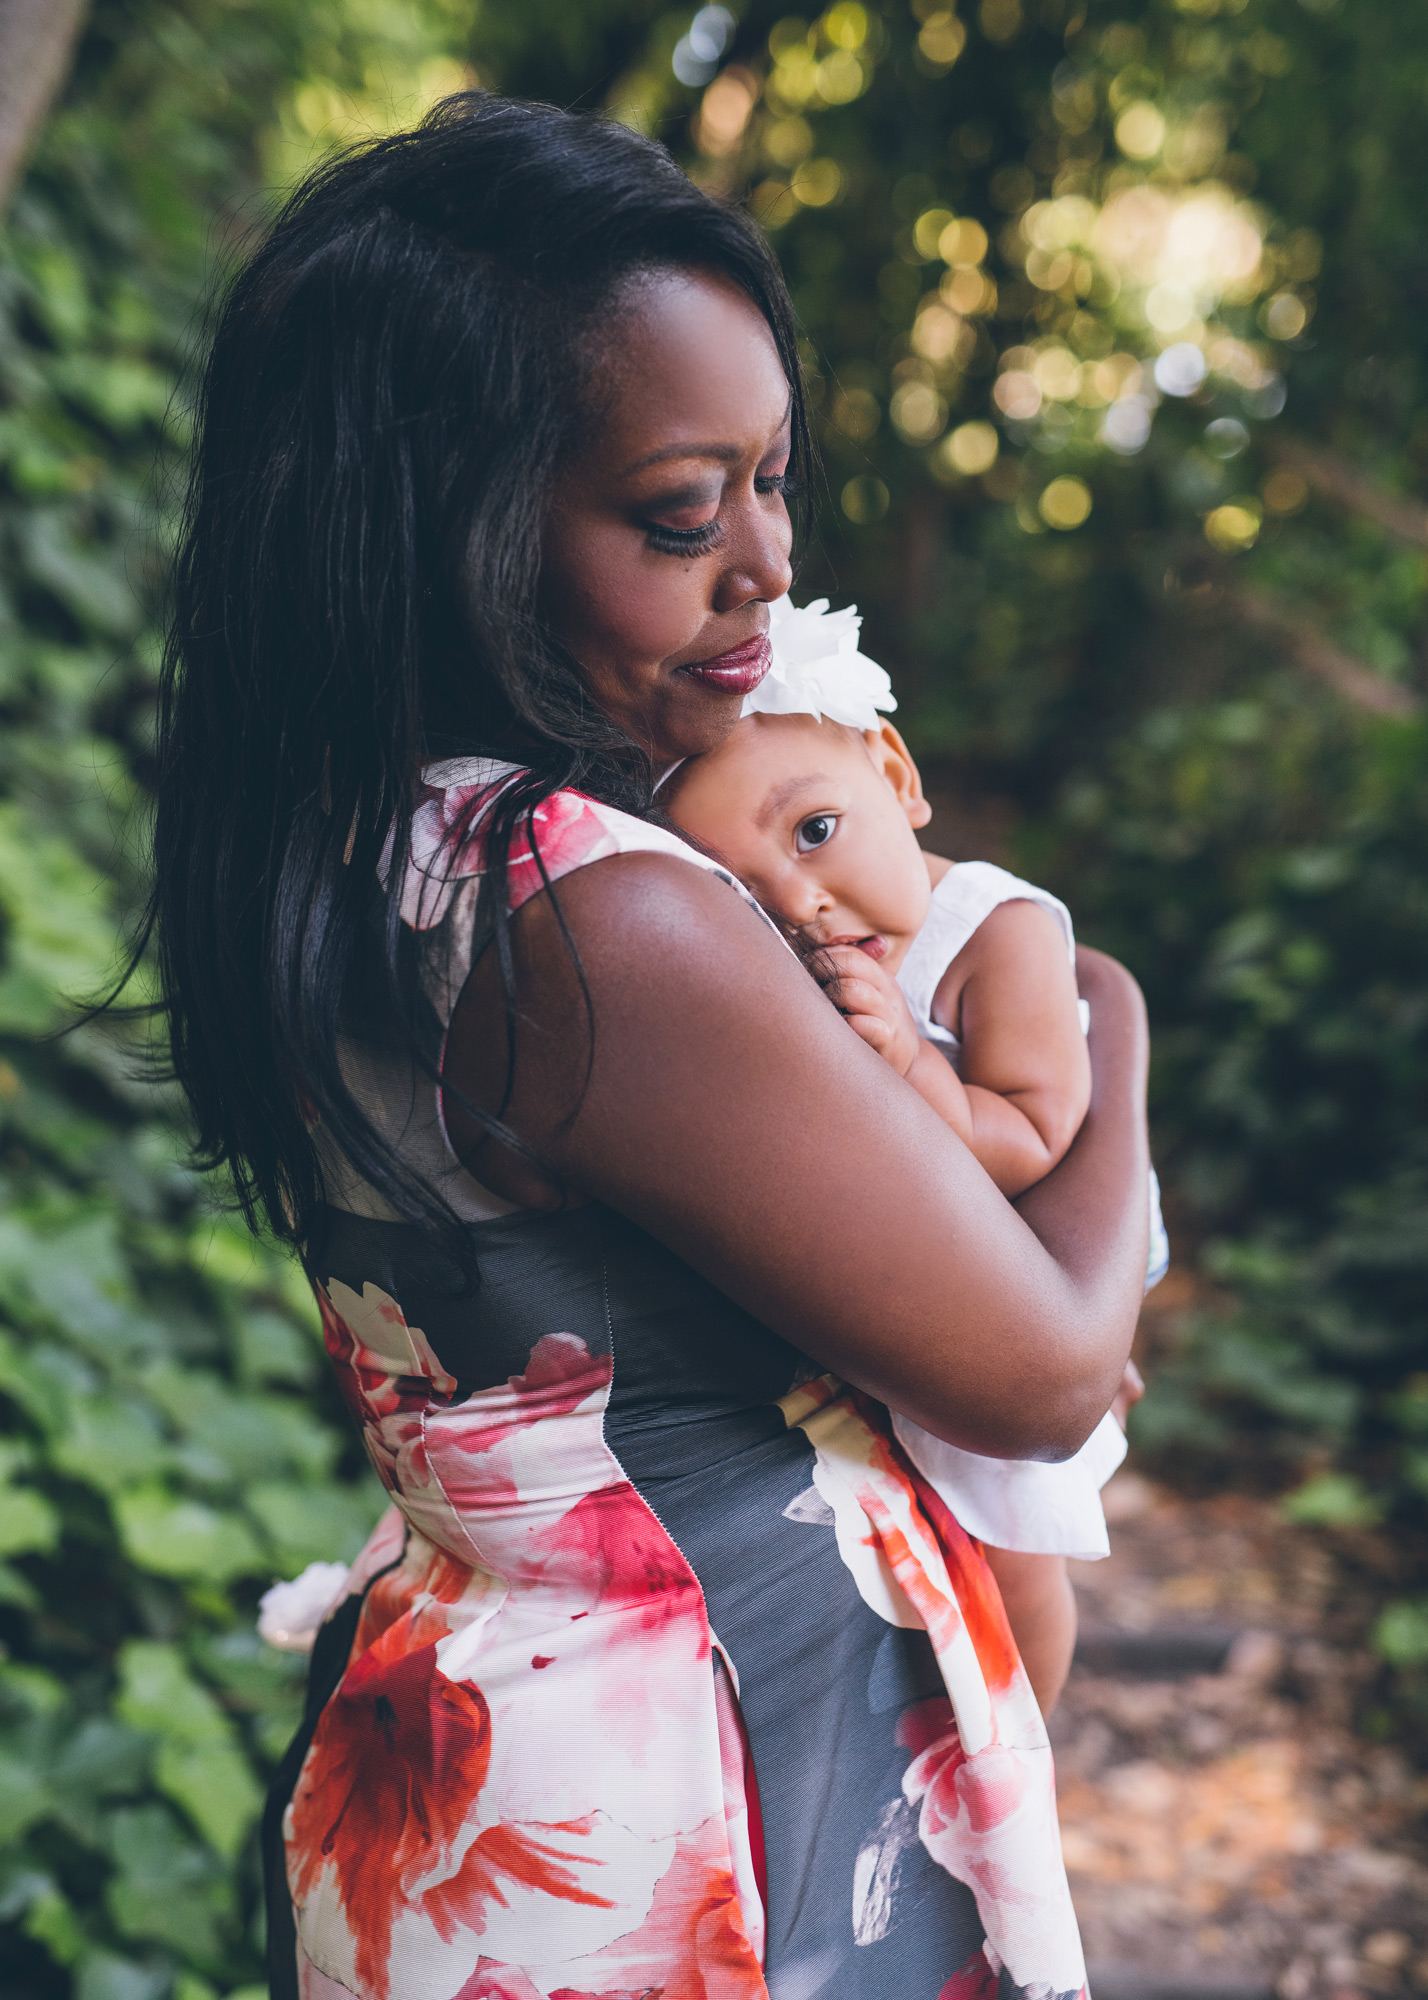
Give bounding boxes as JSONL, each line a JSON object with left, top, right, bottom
{"left": 0, "top": 0, "right": 89, "bottom": 216}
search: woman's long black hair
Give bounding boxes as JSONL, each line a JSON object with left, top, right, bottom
{"left": 153, "top": 92, "right": 812, "bottom": 1246}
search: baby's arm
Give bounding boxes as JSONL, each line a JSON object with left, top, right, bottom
{"left": 926, "top": 898, "right": 1091, "bottom": 1197}
{"left": 818, "top": 897, "right": 1090, "bottom": 1198}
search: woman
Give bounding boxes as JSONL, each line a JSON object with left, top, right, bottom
{"left": 154, "top": 94, "right": 1149, "bottom": 2000}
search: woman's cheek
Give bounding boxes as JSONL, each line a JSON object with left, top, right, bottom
{"left": 583, "top": 538, "right": 702, "bottom": 665}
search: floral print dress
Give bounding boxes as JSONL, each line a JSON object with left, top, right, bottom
{"left": 263, "top": 760, "right": 1090, "bottom": 2000}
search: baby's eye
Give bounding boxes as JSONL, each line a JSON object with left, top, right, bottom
{"left": 795, "top": 814, "right": 837, "bottom": 853}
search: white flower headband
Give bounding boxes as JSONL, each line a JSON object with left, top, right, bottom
{"left": 743, "top": 594, "right": 897, "bottom": 733}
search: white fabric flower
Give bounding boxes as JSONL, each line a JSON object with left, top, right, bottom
{"left": 257, "top": 1560, "right": 351, "bottom": 1653}
{"left": 742, "top": 594, "right": 896, "bottom": 732}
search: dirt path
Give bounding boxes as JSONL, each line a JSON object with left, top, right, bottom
{"left": 1055, "top": 1471, "right": 1428, "bottom": 2000}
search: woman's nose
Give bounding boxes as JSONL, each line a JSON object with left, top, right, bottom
{"left": 712, "top": 498, "right": 794, "bottom": 613}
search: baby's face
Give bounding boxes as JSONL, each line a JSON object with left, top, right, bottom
{"left": 665, "top": 712, "right": 933, "bottom": 969}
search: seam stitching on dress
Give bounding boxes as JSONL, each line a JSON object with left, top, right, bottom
{"left": 417, "top": 1400, "right": 492, "bottom": 1568}
{"left": 590, "top": 1214, "right": 766, "bottom": 1971}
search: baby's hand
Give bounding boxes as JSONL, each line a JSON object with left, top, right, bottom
{"left": 1110, "top": 1359, "right": 1145, "bottom": 1431}
{"left": 814, "top": 945, "right": 923, "bottom": 1076}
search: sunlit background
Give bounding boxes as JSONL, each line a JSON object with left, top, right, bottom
{"left": 0, "top": 0, "right": 1426, "bottom": 1993}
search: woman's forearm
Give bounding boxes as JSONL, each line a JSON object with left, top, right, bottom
{"left": 449, "top": 862, "right": 1153, "bottom": 1467}
{"left": 1008, "top": 946, "right": 1151, "bottom": 1433}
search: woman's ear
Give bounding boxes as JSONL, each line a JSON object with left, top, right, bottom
{"left": 866, "top": 721, "right": 932, "bottom": 829}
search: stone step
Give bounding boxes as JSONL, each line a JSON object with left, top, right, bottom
{"left": 1073, "top": 1623, "right": 1257, "bottom": 1680}
{"left": 1088, "top": 1966, "right": 1277, "bottom": 2000}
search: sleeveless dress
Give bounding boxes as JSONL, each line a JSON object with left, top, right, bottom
{"left": 891, "top": 860, "right": 1169, "bottom": 1564}
{"left": 263, "top": 761, "right": 1091, "bottom": 2000}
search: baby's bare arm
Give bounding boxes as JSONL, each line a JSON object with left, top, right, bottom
{"left": 927, "top": 899, "right": 1092, "bottom": 1198}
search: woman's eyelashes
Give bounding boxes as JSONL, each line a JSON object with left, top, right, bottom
{"left": 645, "top": 516, "right": 724, "bottom": 558}
{"left": 643, "top": 466, "right": 795, "bottom": 558}
{"left": 758, "top": 467, "right": 799, "bottom": 501}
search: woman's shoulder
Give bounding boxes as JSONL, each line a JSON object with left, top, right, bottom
{"left": 398, "top": 758, "right": 763, "bottom": 931}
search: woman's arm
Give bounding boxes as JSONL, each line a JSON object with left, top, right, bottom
{"left": 442, "top": 854, "right": 1149, "bottom": 1462}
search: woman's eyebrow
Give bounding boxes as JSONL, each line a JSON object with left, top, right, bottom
{"left": 623, "top": 396, "right": 795, "bottom": 478}
{"left": 621, "top": 440, "right": 744, "bottom": 476}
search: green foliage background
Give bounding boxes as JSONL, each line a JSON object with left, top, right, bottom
{"left": 0, "top": 0, "right": 1424, "bottom": 1990}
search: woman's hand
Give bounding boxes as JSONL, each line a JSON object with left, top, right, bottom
{"left": 444, "top": 856, "right": 1150, "bottom": 1464}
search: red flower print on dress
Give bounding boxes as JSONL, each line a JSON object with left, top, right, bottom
{"left": 287, "top": 1287, "right": 767, "bottom": 2000}
{"left": 776, "top": 1375, "right": 1087, "bottom": 2000}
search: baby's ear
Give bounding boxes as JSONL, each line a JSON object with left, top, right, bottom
{"left": 865, "top": 721, "right": 932, "bottom": 829}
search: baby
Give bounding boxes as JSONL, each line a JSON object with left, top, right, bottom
{"left": 663, "top": 596, "right": 1166, "bottom": 1714}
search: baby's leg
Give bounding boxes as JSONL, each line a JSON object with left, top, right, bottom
{"left": 982, "top": 1547, "right": 1076, "bottom": 1716}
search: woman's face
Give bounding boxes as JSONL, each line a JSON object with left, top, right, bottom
{"left": 541, "top": 268, "right": 796, "bottom": 765}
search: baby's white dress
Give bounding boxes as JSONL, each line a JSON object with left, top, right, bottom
{"left": 893, "top": 860, "right": 1170, "bottom": 1561}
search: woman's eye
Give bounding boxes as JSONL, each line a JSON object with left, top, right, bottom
{"left": 796, "top": 814, "right": 836, "bottom": 852}
{"left": 645, "top": 517, "right": 724, "bottom": 558}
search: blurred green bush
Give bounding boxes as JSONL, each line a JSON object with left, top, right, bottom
{"left": 1, "top": 0, "right": 1426, "bottom": 1991}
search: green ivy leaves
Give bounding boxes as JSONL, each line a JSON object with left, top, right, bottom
{"left": 115, "top": 1645, "right": 262, "bottom": 1860}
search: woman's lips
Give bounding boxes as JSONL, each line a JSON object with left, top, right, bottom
{"left": 678, "top": 631, "right": 772, "bottom": 695}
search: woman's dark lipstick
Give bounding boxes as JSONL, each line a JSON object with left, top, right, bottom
{"left": 679, "top": 631, "right": 772, "bottom": 695}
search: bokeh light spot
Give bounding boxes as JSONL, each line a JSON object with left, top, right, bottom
{"left": 913, "top": 208, "right": 957, "bottom": 259}
{"left": 994, "top": 370, "right": 1042, "bottom": 421}
{"left": 940, "top": 217, "right": 989, "bottom": 267}
{"left": 1262, "top": 467, "right": 1309, "bottom": 513}
{"left": 816, "top": 49, "right": 866, "bottom": 101}
{"left": 891, "top": 380, "right": 948, "bottom": 443}
{"left": 750, "top": 180, "right": 797, "bottom": 228}
{"left": 768, "top": 16, "right": 811, "bottom": 55}
{"left": 1116, "top": 102, "right": 1166, "bottom": 159}
{"left": 943, "top": 421, "right": 1000, "bottom": 475}
{"left": 831, "top": 387, "right": 880, "bottom": 439}
{"left": 1034, "top": 347, "right": 1081, "bottom": 401}
{"left": 763, "top": 114, "right": 814, "bottom": 165}
{"left": 1039, "top": 476, "right": 1092, "bottom": 529}
{"left": 695, "top": 69, "right": 757, "bottom": 155}
{"left": 1154, "top": 343, "right": 1208, "bottom": 397}
{"left": 1204, "top": 500, "right": 1262, "bottom": 550}
{"left": 791, "top": 158, "right": 845, "bottom": 205}
{"left": 842, "top": 475, "right": 890, "bottom": 523}
{"left": 941, "top": 265, "right": 993, "bottom": 314}
{"left": 1263, "top": 291, "right": 1308, "bottom": 340}
{"left": 1102, "top": 397, "right": 1153, "bottom": 454}
{"left": 1205, "top": 417, "right": 1250, "bottom": 458}
{"left": 1144, "top": 281, "right": 1196, "bottom": 334}
{"left": 823, "top": 1, "right": 869, "bottom": 47}
{"left": 980, "top": 0, "right": 1023, "bottom": 44}
{"left": 912, "top": 300, "right": 969, "bottom": 364}
{"left": 917, "top": 11, "right": 967, "bottom": 65}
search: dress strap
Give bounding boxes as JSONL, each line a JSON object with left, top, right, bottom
{"left": 326, "top": 769, "right": 778, "bottom": 1226}
{"left": 898, "top": 860, "right": 1076, "bottom": 1051}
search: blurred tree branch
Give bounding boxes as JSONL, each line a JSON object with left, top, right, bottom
{"left": 0, "top": 0, "right": 88, "bottom": 215}
{"left": 1268, "top": 434, "right": 1428, "bottom": 550}
{"left": 1231, "top": 585, "right": 1422, "bottom": 718}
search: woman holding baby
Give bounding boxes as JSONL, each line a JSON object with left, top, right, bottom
{"left": 152, "top": 95, "right": 1150, "bottom": 2000}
